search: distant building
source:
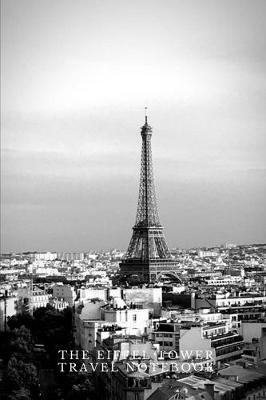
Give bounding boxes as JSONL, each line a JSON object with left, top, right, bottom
{"left": 101, "top": 300, "right": 151, "bottom": 336}
{"left": 193, "top": 292, "right": 266, "bottom": 311}
{"left": 49, "top": 298, "right": 69, "bottom": 311}
{"left": 198, "top": 250, "right": 219, "bottom": 258}
{"left": 0, "top": 296, "right": 16, "bottom": 331}
{"left": 17, "top": 286, "right": 50, "bottom": 314}
{"left": 169, "top": 309, "right": 226, "bottom": 325}
{"left": 221, "top": 304, "right": 266, "bottom": 331}
{"left": 123, "top": 287, "right": 162, "bottom": 316}
{"left": 206, "top": 275, "right": 242, "bottom": 286}
{"left": 52, "top": 283, "right": 76, "bottom": 306}
{"left": 224, "top": 243, "right": 237, "bottom": 249}
{"left": 79, "top": 287, "right": 108, "bottom": 302}
{"left": 56, "top": 252, "right": 85, "bottom": 262}
{"left": 108, "top": 287, "right": 122, "bottom": 300}
{"left": 35, "top": 252, "right": 57, "bottom": 261}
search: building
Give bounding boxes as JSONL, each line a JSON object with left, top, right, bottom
{"left": 108, "top": 287, "right": 122, "bottom": 300}
{"left": 206, "top": 276, "right": 242, "bottom": 286}
{"left": 57, "top": 252, "right": 85, "bottom": 262}
{"left": 153, "top": 322, "right": 180, "bottom": 353}
{"left": 193, "top": 292, "right": 266, "bottom": 311}
{"left": 173, "top": 375, "right": 244, "bottom": 400}
{"left": 78, "top": 287, "right": 108, "bottom": 302}
{"left": 218, "top": 365, "right": 266, "bottom": 400}
{"left": 123, "top": 287, "right": 162, "bottom": 317}
{"left": 241, "top": 321, "right": 266, "bottom": 362}
{"left": 35, "top": 252, "right": 57, "bottom": 261}
{"left": 17, "top": 286, "right": 50, "bottom": 314}
{"left": 147, "top": 381, "right": 213, "bottom": 400}
{"left": 0, "top": 295, "right": 16, "bottom": 331}
{"left": 52, "top": 283, "right": 76, "bottom": 306}
{"left": 101, "top": 299, "right": 151, "bottom": 336}
{"left": 168, "top": 309, "right": 227, "bottom": 325}
{"left": 221, "top": 304, "right": 266, "bottom": 331}
{"left": 49, "top": 298, "right": 69, "bottom": 311}
{"left": 74, "top": 300, "right": 106, "bottom": 350}
{"left": 94, "top": 333, "right": 169, "bottom": 400}
{"left": 179, "top": 322, "right": 244, "bottom": 368}
{"left": 198, "top": 250, "right": 219, "bottom": 258}
{"left": 74, "top": 297, "right": 151, "bottom": 351}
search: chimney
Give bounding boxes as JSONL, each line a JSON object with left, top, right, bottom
{"left": 204, "top": 383, "right": 215, "bottom": 399}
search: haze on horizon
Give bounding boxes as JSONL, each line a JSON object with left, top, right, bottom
{"left": 1, "top": 0, "right": 266, "bottom": 253}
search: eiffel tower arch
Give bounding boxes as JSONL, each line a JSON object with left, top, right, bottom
{"left": 156, "top": 271, "right": 184, "bottom": 283}
{"left": 120, "top": 114, "right": 179, "bottom": 283}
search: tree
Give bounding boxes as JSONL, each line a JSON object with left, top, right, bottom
{"left": 5, "top": 355, "right": 38, "bottom": 391}
{"left": 7, "top": 313, "right": 33, "bottom": 331}
{"left": 8, "top": 387, "right": 31, "bottom": 400}
{"left": 5, "top": 357, "right": 22, "bottom": 390}
{"left": 10, "top": 326, "right": 33, "bottom": 355}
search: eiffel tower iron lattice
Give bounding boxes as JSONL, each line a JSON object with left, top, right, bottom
{"left": 120, "top": 115, "right": 179, "bottom": 283}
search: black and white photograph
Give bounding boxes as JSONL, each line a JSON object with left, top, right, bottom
{"left": 1, "top": 0, "right": 266, "bottom": 399}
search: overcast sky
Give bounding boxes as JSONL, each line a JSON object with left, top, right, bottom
{"left": 1, "top": 0, "right": 266, "bottom": 252}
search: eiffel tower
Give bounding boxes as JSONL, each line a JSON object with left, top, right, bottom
{"left": 120, "top": 113, "right": 178, "bottom": 283}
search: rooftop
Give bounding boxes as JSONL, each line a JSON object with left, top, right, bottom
{"left": 219, "top": 365, "right": 264, "bottom": 383}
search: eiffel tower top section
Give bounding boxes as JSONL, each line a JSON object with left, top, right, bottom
{"left": 141, "top": 115, "right": 153, "bottom": 135}
{"left": 135, "top": 115, "right": 161, "bottom": 228}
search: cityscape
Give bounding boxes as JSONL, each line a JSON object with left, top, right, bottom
{"left": 1, "top": 115, "right": 266, "bottom": 399}
{"left": 1, "top": 0, "right": 266, "bottom": 399}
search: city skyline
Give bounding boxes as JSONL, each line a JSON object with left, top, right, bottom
{"left": 1, "top": 0, "right": 266, "bottom": 252}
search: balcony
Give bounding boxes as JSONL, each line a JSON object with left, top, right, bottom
{"left": 211, "top": 334, "right": 243, "bottom": 349}
{"left": 216, "top": 347, "right": 243, "bottom": 360}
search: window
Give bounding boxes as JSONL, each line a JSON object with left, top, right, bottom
{"left": 133, "top": 314, "right": 137, "bottom": 322}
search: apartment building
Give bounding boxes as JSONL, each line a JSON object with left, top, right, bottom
{"left": 180, "top": 321, "right": 244, "bottom": 368}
